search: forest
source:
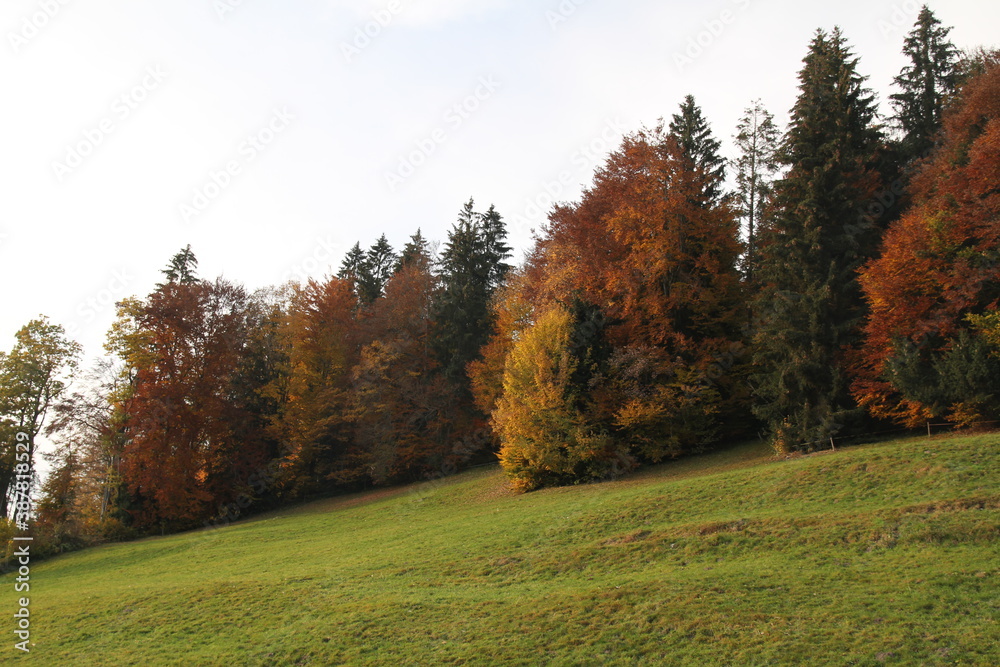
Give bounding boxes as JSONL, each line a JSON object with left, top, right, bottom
{"left": 2, "top": 7, "right": 998, "bottom": 560}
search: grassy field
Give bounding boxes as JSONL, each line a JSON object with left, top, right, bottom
{"left": 4, "top": 432, "right": 998, "bottom": 665}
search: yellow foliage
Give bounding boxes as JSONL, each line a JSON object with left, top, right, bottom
{"left": 493, "top": 305, "right": 613, "bottom": 491}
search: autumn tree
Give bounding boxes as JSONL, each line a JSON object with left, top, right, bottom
{"left": 601, "top": 126, "right": 749, "bottom": 457}
{"left": 752, "top": 28, "right": 884, "bottom": 452}
{"left": 0, "top": 317, "right": 81, "bottom": 518}
{"left": 39, "top": 358, "right": 132, "bottom": 540}
{"left": 349, "top": 256, "right": 454, "bottom": 484}
{"left": 468, "top": 273, "right": 535, "bottom": 419}
{"left": 270, "top": 276, "right": 361, "bottom": 496}
{"left": 109, "top": 251, "right": 272, "bottom": 530}
{"left": 853, "top": 62, "right": 1000, "bottom": 427}
{"left": 494, "top": 305, "right": 620, "bottom": 492}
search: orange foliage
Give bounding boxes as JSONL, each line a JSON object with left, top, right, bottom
{"left": 853, "top": 64, "right": 1000, "bottom": 425}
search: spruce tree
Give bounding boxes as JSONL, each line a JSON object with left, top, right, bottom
{"left": 360, "top": 234, "right": 398, "bottom": 304}
{"left": 396, "top": 229, "right": 432, "bottom": 272}
{"left": 752, "top": 28, "right": 883, "bottom": 452}
{"left": 432, "top": 199, "right": 512, "bottom": 386}
{"left": 338, "top": 242, "right": 367, "bottom": 286}
{"left": 158, "top": 245, "right": 199, "bottom": 286}
{"left": 480, "top": 204, "right": 513, "bottom": 290}
{"left": 668, "top": 94, "right": 726, "bottom": 205}
{"left": 890, "top": 6, "right": 957, "bottom": 165}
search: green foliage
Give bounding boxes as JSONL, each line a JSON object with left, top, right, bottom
{"left": 0, "top": 317, "right": 81, "bottom": 517}
{"left": 157, "top": 244, "right": 199, "bottom": 286}
{"left": 753, "top": 27, "right": 883, "bottom": 452}
{"left": 886, "top": 324, "right": 1000, "bottom": 426}
{"left": 432, "top": 199, "right": 512, "bottom": 385}
{"left": 890, "top": 6, "right": 958, "bottom": 164}
{"left": 338, "top": 237, "right": 400, "bottom": 305}
{"left": 395, "top": 228, "right": 432, "bottom": 272}
{"left": 669, "top": 94, "right": 726, "bottom": 205}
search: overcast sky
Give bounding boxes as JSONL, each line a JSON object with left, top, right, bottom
{"left": 1, "top": 0, "right": 998, "bottom": 363}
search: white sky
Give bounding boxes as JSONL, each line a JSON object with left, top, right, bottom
{"left": 1, "top": 0, "right": 998, "bottom": 365}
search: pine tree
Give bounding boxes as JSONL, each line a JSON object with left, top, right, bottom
{"left": 733, "top": 100, "right": 780, "bottom": 283}
{"left": 396, "top": 229, "right": 432, "bottom": 272}
{"left": 669, "top": 95, "right": 726, "bottom": 205}
{"left": 338, "top": 242, "right": 367, "bottom": 285}
{"left": 339, "top": 240, "right": 397, "bottom": 306}
{"left": 480, "top": 204, "right": 513, "bottom": 290}
{"left": 359, "top": 235, "right": 398, "bottom": 304}
{"left": 158, "top": 245, "right": 199, "bottom": 286}
{"left": 752, "top": 28, "right": 883, "bottom": 452}
{"left": 432, "top": 199, "right": 512, "bottom": 386}
{"left": 890, "top": 6, "right": 958, "bottom": 165}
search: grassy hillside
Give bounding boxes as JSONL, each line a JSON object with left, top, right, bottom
{"left": 5, "top": 433, "right": 999, "bottom": 665}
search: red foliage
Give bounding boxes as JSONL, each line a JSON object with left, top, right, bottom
{"left": 853, "top": 65, "right": 1000, "bottom": 425}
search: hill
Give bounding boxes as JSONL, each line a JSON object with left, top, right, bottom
{"left": 6, "top": 432, "right": 999, "bottom": 665}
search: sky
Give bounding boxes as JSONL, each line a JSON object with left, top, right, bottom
{"left": 1, "top": 0, "right": 998, "bottom": 366}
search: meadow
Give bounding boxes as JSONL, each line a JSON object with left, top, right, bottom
{"left": 6, "top": 432, "right": 998, "bottom": 665}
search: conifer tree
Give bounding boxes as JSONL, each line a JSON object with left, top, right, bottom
{"left": 890, "top": 6, "right": 958, "bottom": 165}
{"left": 669, "top": 95, "right": 726, "bottom": 205}
{"left": 338, "top": 242, "right": 367, "bottom": 287}
{"left": 752, "top": 28, "right": 883, "bottom": 452}
{"left": 733, "top": 100, "right": 781, "bottom": 283}
{"left": 359, "top": 235, "right": 398, "bottom": 304}
{"left": 432, "top": 199, "right": 512, "bottom": 386}
{"left": 157, "top": 245, "right": 199, "bottom": 287}
{"left": 396, "top": 229, "right": 432, "bottom": 272}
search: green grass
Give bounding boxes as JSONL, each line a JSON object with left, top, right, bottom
{"left": 4, "top": 432, "right": 999, "bottom": 665}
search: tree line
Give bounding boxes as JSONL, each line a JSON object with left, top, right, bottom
{"left": 2, "top": 7, "right": 998, "bottom": 558}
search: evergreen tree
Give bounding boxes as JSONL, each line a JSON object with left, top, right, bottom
{"left": 669, "top": 95, "right": 726, "bottom": 205}
{"left": 158, "top": 245, "right": 198, "bottom": 286}
{"left": 480, "top": 204, "right": 513, "bottom": 290}
{"left": 359, "top": 235, "right": 398, "bottom": 304}
{"left": 396, "top": 229, "right": 432, "bottom": 272}
{"left": 432, "top": 199, "right": 512, "bottom": 386}
{"left": 752, "top": 28, "right": 884, "bottom": 452}
{"left": 337, "top": 242, "right": 367, "bottom": 286}
{"left": 733, "top": 100, "right": 781, "bottom": 283}
{"left": 890, "top": 6, "right": 958, "bottom": 165}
